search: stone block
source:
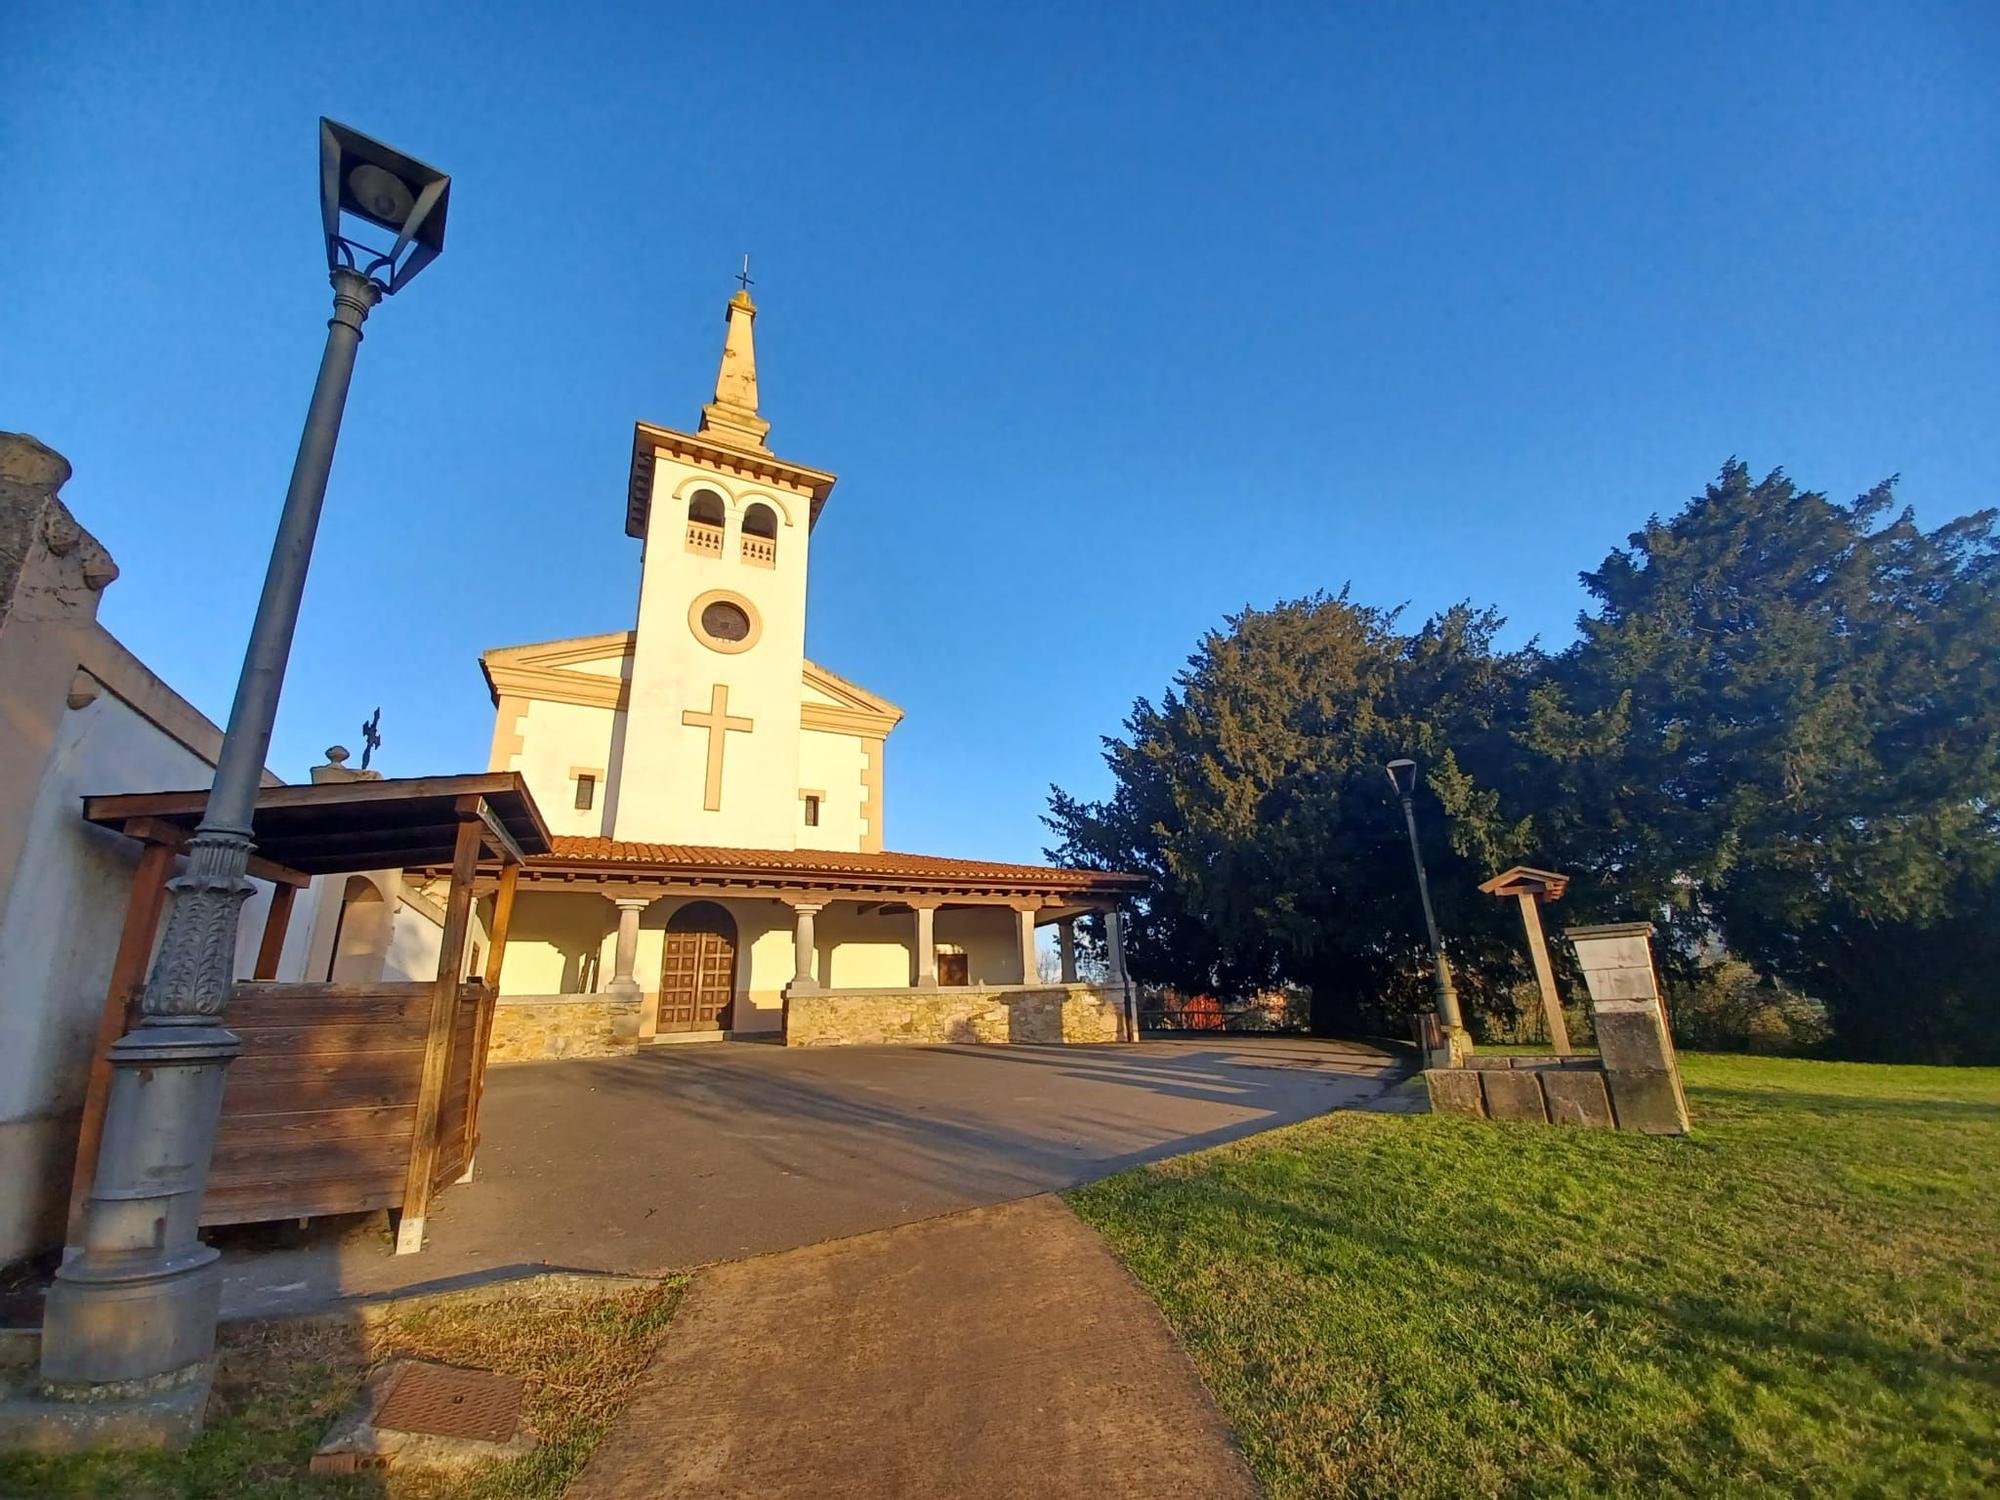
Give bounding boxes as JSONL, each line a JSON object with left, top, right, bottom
{"left": 1540, "top": 1068, "right": 1613, "bottom": 1128}
{"left": 1605, "top": 1068, "right": 1690, "bottom": 1136}
{"left": 1592, "top": 1007, "right": 1675, "bottom": 1075}
{"left": 1479, "top": 1069, "right": 1549, "bottom": 1123}
{"left": 1466, "top": 1055, "right": 1515, "bottom": 1070}
{"left": 1423, "top": 1068, "right": 1486, "bottom": 1118}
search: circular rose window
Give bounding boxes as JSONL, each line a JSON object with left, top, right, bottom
{"left": 688, "top": 590, "right": 762, "bottom": 653}
{"left": 701, "top": 600, "right": 750, "bottom": 641}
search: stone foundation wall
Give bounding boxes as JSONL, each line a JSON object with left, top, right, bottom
{"left": 786, "top": 984, "right": 1127, "bottom": 1047}
{"left": 1424, "top": 1053, "right": 1688, "bottom": 1134}
{"left": 486, "top": 995, "right": 639, "bottom": 1064}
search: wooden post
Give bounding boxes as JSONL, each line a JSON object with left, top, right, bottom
{"left": 252, "top": 882, "right": 297, "bottom": 981}
{"left": 458, "top": 863, "right": 520, "bottom": 1184}
{"left": 65, "top": 839, "right": 176, "bottom": 1249}
{"left": 395, "top": 810, "right": 482, "bottom": 1254}
{"left": 1517, "top": 891, "right": 1572, "bottom": 1055}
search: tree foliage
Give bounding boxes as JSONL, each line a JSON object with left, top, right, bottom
{"left": 1046, "top": 593, "right": 1543, "bottom": 1035}
{"left": 1050, "top": 462, "right": 2000, "bottom": 1062}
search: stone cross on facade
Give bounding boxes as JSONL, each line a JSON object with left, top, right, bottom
{"left": 682, "top": 683, "right": 754, "bottom": 812}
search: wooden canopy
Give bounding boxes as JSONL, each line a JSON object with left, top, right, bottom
{"left": 82, "top": 772, "right": 553, "bottom": 876}
{"left": 68, "top": 772, "right": 554, "bottom": 1257}
{"left": 1477, "top": 865, "right": 1570, "bottom": 901}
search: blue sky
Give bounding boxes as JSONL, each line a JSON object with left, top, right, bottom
{"left": 5, "top": 2, "right": 1995, "bottom": 865}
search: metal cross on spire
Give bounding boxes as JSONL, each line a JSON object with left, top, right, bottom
{"left": 359, "top": 706, "right": 382, "bottom": 771}
{"left": 736, "top": 254, "right": 754, "bottom": 293}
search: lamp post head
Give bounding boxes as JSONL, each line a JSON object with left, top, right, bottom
{"left": 319, "top": 119, "right": 450, "bottom": 294}
{"left": 1386, "top": 758, "right": 1418, "bottom": 799}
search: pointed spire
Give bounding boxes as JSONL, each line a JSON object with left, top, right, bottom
{"left": 698, "top": 273, "right": 771, "bottom": 453}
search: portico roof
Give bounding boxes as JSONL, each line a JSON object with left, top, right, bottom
{"left": 525, "top": 836, "right": 1143, "bottom": 901}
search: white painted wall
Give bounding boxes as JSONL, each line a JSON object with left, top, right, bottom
{"left": 617, "top": 458, "right": 809, "bottom": 848}
{"left": 496, "top": 697, "right": 620, "bottom": 839}
{"left": 0, "top": 692, "right": 283, "bottom": 1262}
{"left": 796, "top": 727, "right": 869, "bottom": 851}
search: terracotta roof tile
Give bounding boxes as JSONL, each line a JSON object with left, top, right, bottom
{"left": 538, "top": 836, "right": 1140, "bottom": 890}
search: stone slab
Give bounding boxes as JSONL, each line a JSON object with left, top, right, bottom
{"left": 1424, "top": 1068, "right": 1486, "bottom": 1117}
{"left": 1479, "top": 1070, "right": 1549, "bottom": 1123}
{"left": 1592, "top": 1009, "right": 1675, "bottom": 1076}
{"left": 1540, "top": 1068, "right": 1613, "bottom": 1128}
{"left": 1605, "top": 1068, "right": 1691, "bottom": 1136}
{"left": 565, "top": 1195, "right": 1258, "bottom": 1500}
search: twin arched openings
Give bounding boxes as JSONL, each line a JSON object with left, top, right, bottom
{"left": 684, "top": 487, "right": 778, "bottom": 569}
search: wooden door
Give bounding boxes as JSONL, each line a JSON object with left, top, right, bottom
{"left": 658, "top": 902, "right": 737, "bottom": 1033}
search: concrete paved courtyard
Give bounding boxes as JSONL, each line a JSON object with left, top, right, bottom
{"left": 216, "top": 1036, "right": 1404, "bottom": 1316}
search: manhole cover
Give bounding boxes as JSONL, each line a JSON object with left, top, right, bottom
{"left": 374, "top": 1361, "right": 523, "bottom": 1445}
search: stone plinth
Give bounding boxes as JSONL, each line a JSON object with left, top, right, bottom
{"left": 786, "top": 984, "right": 1124, "bottom": 1047}
{"left": 1567, "top": 922, "right": 1691, "bottom": 1136}
{"left": 486, "top": 996, "right": 640, "bottom": 1063}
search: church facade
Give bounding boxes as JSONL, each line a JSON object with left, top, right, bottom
{"left": 475, "top": 286, "right": 1139, "bottom": 1050}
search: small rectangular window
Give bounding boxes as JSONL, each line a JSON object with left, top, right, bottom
{"left": 575, "top": 773, "right": 596, "bottom": 811}
{"left": 803, "top": 794, "right": 821, "bottom": 827}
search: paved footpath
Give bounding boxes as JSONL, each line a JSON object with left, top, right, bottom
{"left": 565, "top": 1194, "right": 1260, "bottom": 1500}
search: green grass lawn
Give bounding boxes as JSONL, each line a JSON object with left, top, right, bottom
{"left": 1069, "top": 1054, "right": 2000, "bottom": 1499}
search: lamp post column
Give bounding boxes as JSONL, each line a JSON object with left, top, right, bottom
{"left": 1396, "top": 789, "right": 1465, "bottom": 1032}
{"left": 40, "top": 267, "right": 382, "bottom": 1392}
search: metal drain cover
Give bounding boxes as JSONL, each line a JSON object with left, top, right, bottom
{"left": 373, "top": 1361, "right": 523, "bottom": 1445}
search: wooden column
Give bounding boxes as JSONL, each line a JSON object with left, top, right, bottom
{"left": 458, "top": 862, "right": 520, "bottom": 1185}
{"left": 1058, "top": 918, "right": 1078, "bottom": 983}
{"left": 65, "top": 839, "right": 176, "bottom": 1250}
{"left": 252, "top": 882, "right": 297, "bottom": 980}
{"left": 1517, "top": 891, "right": 1572, "bottom": 1055}
{"left": 396, "top": 809, "right": 482, "bottom": 1255}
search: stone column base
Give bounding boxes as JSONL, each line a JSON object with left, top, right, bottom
{"left": 0, "top": 1358, "right": 213, "bottom": 1453}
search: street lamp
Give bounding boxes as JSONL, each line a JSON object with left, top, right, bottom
{"left": 1385, "top": 758, "right": 1465, "bottom": 1033}
{"left": 39, "top": 122, "right": 450, "bottom": 1412}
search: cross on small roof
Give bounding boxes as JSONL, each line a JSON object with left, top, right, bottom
{"left": 735, "top": 254, "right": 754, "bottom": 292}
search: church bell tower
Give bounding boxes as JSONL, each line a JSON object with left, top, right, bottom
{"left": 612, "top": 283, "right": 837, "bottom": 849}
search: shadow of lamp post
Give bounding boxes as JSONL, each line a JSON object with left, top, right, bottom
{"left": 1385, "top": 758, "right": 1469, "bottom": 1058}
{"left": 36, "top": 121, "right": 450, "bottom": 1426}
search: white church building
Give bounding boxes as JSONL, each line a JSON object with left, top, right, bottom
{"left": 461, "top": 285, "right": 1140, "bottom": 1053}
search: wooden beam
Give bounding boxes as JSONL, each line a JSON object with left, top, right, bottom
{"left": 458, "top": 862, "right": 520, "bottom": 1187}
{"left": 1517, "top": 890, "right": 1573, "bottom": 1055}
{"left": 472, "top": 797, "right": 526, "bottom": 867}
{"left": 253, "top": 882, "right": 297, "bottom": 980}
{"left": 395, "top": 814, "right": 481, "bottom": 1255}
{"left": 483, "top": 862, "right": 520, "bottom": 990}
{"left": 65, "top": 840, "right": 176, "bottom": 1249}
{"left": 115, "top": 815, "right": 313, "bottom": 888}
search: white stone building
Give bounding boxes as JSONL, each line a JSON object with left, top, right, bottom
{"left": 463, "top": 287, "right": 1139, "bottom": 1051}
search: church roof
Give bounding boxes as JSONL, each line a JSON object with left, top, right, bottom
{"left": 532, "top": 837, "right": 1142, "bottom": 898}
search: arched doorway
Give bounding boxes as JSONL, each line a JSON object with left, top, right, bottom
{"left": 326, "top": 876, "right": 390, "bottom": 982}
{"left": 659, "top": 901, "right": 737, "bottom": 1033}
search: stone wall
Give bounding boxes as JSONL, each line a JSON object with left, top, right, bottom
{"left": 1424, "top": 1053, "right": 1688, "bottom": 1134}
{"left": 486, "top": 995, "right": 639, "bottom": 1064}
{"left": 786, "top": 984, "right": 1127, "bottom": 1047}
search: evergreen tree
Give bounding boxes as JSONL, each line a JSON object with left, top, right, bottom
{"left": 1046, "top": 593, "right": 1541, "bottom": 1035}
{"left": 1536, "top": 462, "right": 2000, "bottom": 1061}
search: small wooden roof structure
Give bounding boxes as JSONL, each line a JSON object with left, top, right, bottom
{"left": 67, "top": 771, "right": 553, "bottom": 1256}
{"left": 1477, "top": 865, "right": 1570, "bottom": 901}
{"left": 82, "top": 772, "right": 553, "bottom": 877}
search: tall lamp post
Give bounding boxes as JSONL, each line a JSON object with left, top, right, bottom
{"left": 39, "top": 121, "right": 450, "bottom": 1411}
{"left": 1385, "top": 758, "right": 1465, "bottom": 1035}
